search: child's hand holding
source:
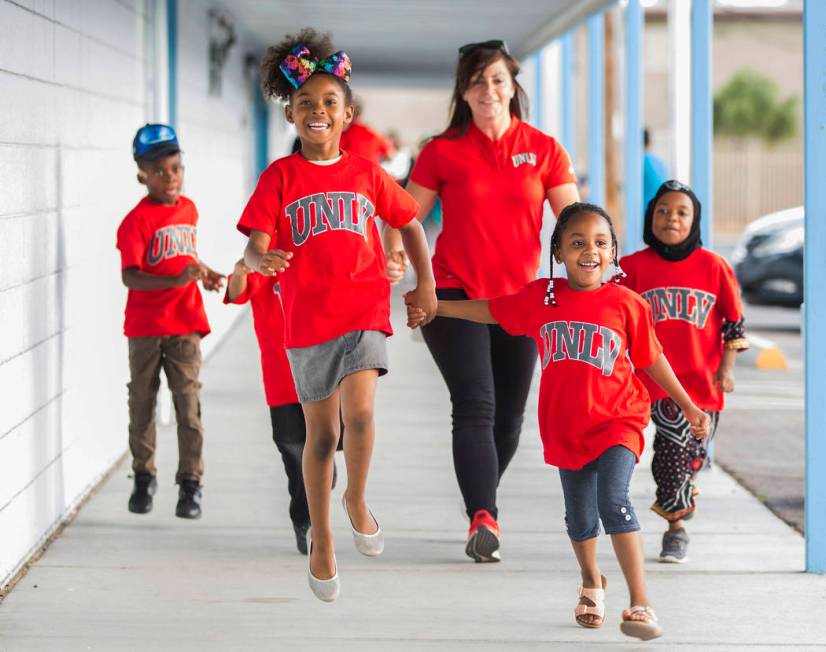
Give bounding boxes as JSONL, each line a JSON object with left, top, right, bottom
{"left": 201, "top": 266, "right": 226, "bottom": 292}
{"left": 714, "top": 365, "right": 735, "bottom": 393}
{"left": 684, "top": 405, "right": 711, "bottom": 439}
{"left": 403, "top": 285, "right": 437, "bottom": 328}
{"left": 177, "top": 263, "right": 204, "bottom": 287}
{"left": 386, "top": 250, "right": 409, "bottom": 287}
{"left": 406, "top": 302, "right": 427, "bottom": 329}
{"left": 259, "top": 250, "right": 293, "bottom": 276}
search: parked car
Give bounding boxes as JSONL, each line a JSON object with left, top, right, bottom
{"left": 731, "top": 206, "right": 803, "bottom": 307}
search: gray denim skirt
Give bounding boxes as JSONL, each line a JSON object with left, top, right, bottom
{"left": 286, "top": 330, "right": 389, "bottom": 403}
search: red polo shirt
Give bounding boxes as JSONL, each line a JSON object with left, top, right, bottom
{"left": 410, "top": 117, "right": 576, "bottom": 299}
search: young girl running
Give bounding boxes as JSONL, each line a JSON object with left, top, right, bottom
{"left": 237, "top": 28, "right": 436, "bottom": 602}
{"left": 409, "top": 202, "right": 710, "bottom": 640}
{"left": 620, "top": 180, "right": 748, "bottom": 563}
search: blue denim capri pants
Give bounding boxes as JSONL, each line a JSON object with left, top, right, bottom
{"left": 558, "top": 445, "right": 640, "bottom": 541}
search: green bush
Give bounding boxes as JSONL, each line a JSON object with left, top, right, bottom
{"left": 713, "top": 68, "right": 798, "bottom": 145}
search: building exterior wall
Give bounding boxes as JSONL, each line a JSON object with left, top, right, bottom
{"left": 0, "top": 0, "right": 285, "bottom": 588}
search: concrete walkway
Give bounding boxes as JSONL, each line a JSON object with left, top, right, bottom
{"left": 1, "top": 301, "right": 824, "bottom": 651}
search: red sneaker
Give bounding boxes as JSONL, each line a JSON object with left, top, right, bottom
{"left": 466, "top": 509, "right": 501, "bottom": 562}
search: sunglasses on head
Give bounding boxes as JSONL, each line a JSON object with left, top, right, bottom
{"left": 458, "top": 39, "right": 510, "bottom": 57}
{"left": 662, "top": 180, "right": 692, "bottom": 193}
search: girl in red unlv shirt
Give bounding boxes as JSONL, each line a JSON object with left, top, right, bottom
{"left": 620, "top": 180, "right": 748, "bottom": 564}
{"left": 384, "top": 39, "right": 580, "bottom": 565}
{"left": 237, "top": 28, "right": 436, "bottom": 603}
{"left": 411, "top": 203, "right": 710, "bottom": 641}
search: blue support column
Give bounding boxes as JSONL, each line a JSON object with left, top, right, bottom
{"left": 691, "top": 0, "right": 713, "bottom": 249}
{"left": 533, "top": 50, "right": 544, "bottom": 131}
{"left": 804, "top": 0, "right": 826, "bottom": 574}
{"left": 624, "top": 0, "right": 643, "bottom": 255}
{"left": 167, "top": 0, "right": 177, "bottom": 128}
{"left": 587, "top": 13, "right": 605, "bottom": 207}
{"left": 560, "top": 32, "right": 576, "bottom": 158}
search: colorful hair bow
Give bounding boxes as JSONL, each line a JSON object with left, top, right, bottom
{"left": 279, "top": 44, "right": 352, "bottom": 89}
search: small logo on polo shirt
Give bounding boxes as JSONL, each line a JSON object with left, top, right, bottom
{"left": 512, "top": 152, "right": 537, "bottom": 168}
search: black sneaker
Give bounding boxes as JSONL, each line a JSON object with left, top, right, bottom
{"left": 293, "top": 522, "right": 310, "bottom": 555}
{"left": 659, "top": 527, "right": 689, "bottom": 563}
{"left": 175, "top": 479, "right": 202, "bottom": 519}
{"left": 128, "top": 473, "right": 157, "bottom": 514}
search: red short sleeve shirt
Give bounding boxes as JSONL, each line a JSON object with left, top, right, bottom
{"left": 116, "top": 196, "right": 210, "bottom": 338}
{"left": 489, "top": 280, "right": 662, "bottom": 470}
{"left": 236, "top": 151, "right": 419, "bottom": 348}
{"left": 223, "top": 273, "right": 298, "bottom": 407}
{"left": 619, "top": 247, "right": 744, "bottom": 411}
{"left": 339, "top": 122, "right": 393, "bottom": 163}
{"left": 410, "top": 117, "right": 576, "bottom": 300}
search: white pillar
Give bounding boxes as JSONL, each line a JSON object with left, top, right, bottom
{"left": 668, "top": 0, "right": 691, "bottom": 182}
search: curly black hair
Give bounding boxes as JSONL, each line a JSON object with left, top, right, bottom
{"left": 260, "top": 27, "right": 352, "bottom": 103}
{"left": 545, "top": 202, "right": 623, "bottom": 306}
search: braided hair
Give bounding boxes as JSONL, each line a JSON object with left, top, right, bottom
{"left": 545, "top": 202, "right": 626, "bottom": 307}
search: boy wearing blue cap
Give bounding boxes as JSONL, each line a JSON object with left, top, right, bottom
{"left": 116, "top": 124, "right": 224, "bottom": 519}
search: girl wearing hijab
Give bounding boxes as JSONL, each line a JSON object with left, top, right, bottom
{"left": 619, "top": 180, "right": 749, "bottom": 564}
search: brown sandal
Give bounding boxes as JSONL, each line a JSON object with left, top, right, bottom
{"left": 620, "top": 605, "right": 663, "bottom": 640}
{"left": 575, "top": 574, "right": 607, "bottom": 628}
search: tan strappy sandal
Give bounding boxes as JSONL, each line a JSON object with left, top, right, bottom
{"left": 575, "top": 575, "right": 607, "bottom": 628}
{"left": 620, "top": 605, "right": 663, "bottom": 640}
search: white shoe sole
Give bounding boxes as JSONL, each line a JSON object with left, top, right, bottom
{"left": 658, "top": 553, "right": 688, "bottom": 564}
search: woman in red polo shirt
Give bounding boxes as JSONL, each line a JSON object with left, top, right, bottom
{"left": 385, "top": 40, "right": 579, "bottom": 562}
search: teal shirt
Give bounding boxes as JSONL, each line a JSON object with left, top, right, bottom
{"left": 643, "top": 152, "right": 669, "bottom": 210}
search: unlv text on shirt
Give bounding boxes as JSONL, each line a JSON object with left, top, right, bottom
{"left": 285, "top": 192, "right": 374, "bottom": 246}
{"left": 146, "top": 225, "right": 197, "bottom": 266}
{"left": 640, "top": 287, "right": 717, "bottom": 329}
{"left": 539, "top": 320, "right": 621, "bottom": 377}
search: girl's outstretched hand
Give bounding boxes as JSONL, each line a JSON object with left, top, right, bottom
{"left": 684, "top": 405, "right": 711, "bottom": 439}
{"left": 403, "top": 285, "right": 437, "bottom": 328}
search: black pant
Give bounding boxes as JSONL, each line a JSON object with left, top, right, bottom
{"left": 422, "top": 288, "right": 538, "bottom": 520}
{"left": 270, "top": 404, "right": 310, "bottom": 527}
{"left": 269, "top": 404, "right": 344, "bottom": 528}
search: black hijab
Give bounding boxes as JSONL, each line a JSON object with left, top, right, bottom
{"left": 643, "top": 180, "right": 702, "bottom": 261}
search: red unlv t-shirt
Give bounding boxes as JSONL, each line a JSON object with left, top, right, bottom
{"left": 489, "top": 280, "right": 662, "bottom": 470}
{"left": 410, "top": 117, "right": 576, "bottom": 300}
{"left": 237, "top": 151, "right": 419, "bottom": 348}
{"left": 620, "top": 247, "right": 744, "bottom": 411}
{"left": 116, "top": 195, "right": 210, "bottom": 338}
{"left": 224, "top": 273, "right": 298, "bottom": 407}
{"left": 339, "top": 122, "right": 393, "bottom": 163}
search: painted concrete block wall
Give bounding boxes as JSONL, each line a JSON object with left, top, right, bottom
{"left": 175, "top": 0, "right": 263, "bottom": 353}
{"left": 0, "top": 0, "right": 152, "bottom": 586}
{"left": 0, "top": 0, "right": 291, "bottom": 588}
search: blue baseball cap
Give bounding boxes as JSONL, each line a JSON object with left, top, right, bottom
{"left": 133, "top": 123, "right": 180, "bottom": 161}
